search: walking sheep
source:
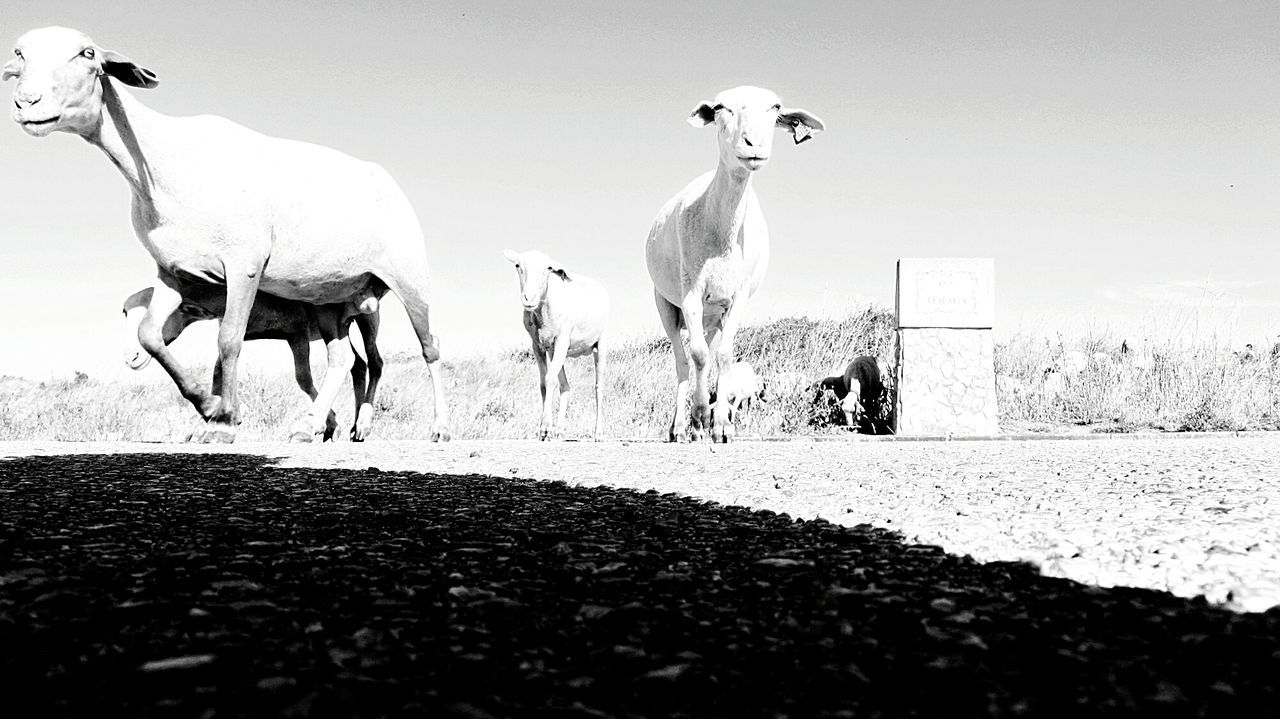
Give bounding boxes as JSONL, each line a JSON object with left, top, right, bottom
{"left": 503, "top": 250, "right": 609, "bottom": 441}
{"left": 644, "top": 85, "right": 824, "bottom": 442}
{"left": 5, "top": 26, "right": 449, "bottom": 442}
{"left": 121, "top": 285, "right": 384, "bottom": 442}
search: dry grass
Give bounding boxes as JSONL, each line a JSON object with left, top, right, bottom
{"left": 2, "top": 307, "right": 1277, "bottom": 441}
{"left": 995, "top": 332, "right": 1280, "bottom": 433}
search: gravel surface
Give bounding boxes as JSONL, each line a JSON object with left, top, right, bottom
{"left": 2, "top": 436, "right": 1280, "bottom": 717}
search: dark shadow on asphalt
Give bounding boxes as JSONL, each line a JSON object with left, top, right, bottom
{"left": 1, "top": 453, "right": 1277, "bottom": 718}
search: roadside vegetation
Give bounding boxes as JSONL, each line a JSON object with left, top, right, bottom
{"left": 1, "top": 306, "right": 1277, "bottom": 441}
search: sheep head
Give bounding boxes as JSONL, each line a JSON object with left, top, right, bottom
{"left": 120, "top": 287, "right": 196, "bottom": 370}
{"left": 120, "top": 288, "right": 155, "bottom": 369}
{"left": 687, "top": 85, "right": 825, "bottom": 173}
{"left": 5, "top": 26, "right": 157, "bottom": 138}
{"left": 503, "top": 249, "right": 570, "bottom": 311}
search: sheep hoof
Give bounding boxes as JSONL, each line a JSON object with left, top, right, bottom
{"left": 186, "top": 420, "right": 235, "bottom": 443}
{"left": 183, "top": 419, "right": 207, "bottom": 443}
{"left": 289, "top": 418, "right": 317, "bottom": 443}
{"left": 431, "top": 423, "right": 452, "bottom": 442}
{"left": 198, "top": 421, "right": 237, "bottom": 444}
{"left": 349, "top": 409, "right": 372, "bottom": 440}
{"left": 323, "top": 412, "right": 340, "bottom": 442}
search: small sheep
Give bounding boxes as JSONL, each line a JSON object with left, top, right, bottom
{"left": 645, "top": 85, "right": 824, "bottom": 443}
{"left": 503, "top": 250, "right": 610, "bottom": 441}
{"left": 709, "top": 361, "right": 764, "bottom": 426}
{"left": 122, "top": 284, "right": 385, "bottom": 442}
{"left": 5, "top": 27, "right": 449, "bottom": 443}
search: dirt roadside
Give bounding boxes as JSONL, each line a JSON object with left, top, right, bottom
{"left": 6, "top": 433, "right": 1279, "bottom": 613}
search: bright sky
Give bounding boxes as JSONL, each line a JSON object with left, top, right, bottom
{"left": 2, "top": 1, "right": 1278, "bottom": 381}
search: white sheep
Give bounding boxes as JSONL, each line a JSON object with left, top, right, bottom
{"left": 503, "top": 249, "right": 610, "bottom": 441}
{"left": 644, "top": 85, "right": 824, "bottom": 442}
{"left": 121, "top": 284, "right": 384, "bottom": 442}
{"left": 5, "top": 26, "right": 449, "bottom": 443}
{"left": 709, "top": 361, "right": 763, "bottom": 426}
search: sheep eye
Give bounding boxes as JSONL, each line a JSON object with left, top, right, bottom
{"left": 13, "top": 49, "right": 21, "bottom": 59}
{"left": 771, "top": 103, "right": 782, "bottom": 111}
{"left": 81, "top": 47, "right": 96, "bottom": 59}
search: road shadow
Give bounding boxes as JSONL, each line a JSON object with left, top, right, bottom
{"left": 1, "top": 452, "right": 1277, "bottom": 718}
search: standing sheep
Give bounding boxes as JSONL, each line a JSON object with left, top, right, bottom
{"left": 5, "top": 26, "right": 449, "bottom": 443}
{"left": 814, "top": 356, "right": 892, "bottom": 434}
{"left": 503, "top": 250, "right": 610, "bottom": 441}
{"left": 644, "top": 86, "right": 825, "bottom": 442}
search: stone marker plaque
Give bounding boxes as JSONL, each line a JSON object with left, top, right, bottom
{"left": 895, "top": 258, "right": 998, "bottom": 436}
{"left": 896, "top": 257, "right": 994, "bottom": 329}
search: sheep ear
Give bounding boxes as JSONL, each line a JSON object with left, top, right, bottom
{"left": 687, "top": 102, "right": 717, "bottom": 128}
{"left": 777, "top": 108, "right": 825, "bottom": 144}
{"left": 101, "top": 49, "right": 159, "bottom": 89}
{"left": 502, "top": 249, "right": 521, "bottom": 264}
{"left": 550, "top": 266, "right": 571, "bottom": 281}
{"left": 1, "top": 58, "right": 19, "bottom": 82}
{"left": 122, "top": 288, "right": 153, "bottom": 312}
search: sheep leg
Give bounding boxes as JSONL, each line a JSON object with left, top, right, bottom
{"left": 137, "top": 279, "right": 220, "bottom": 424}
{"left": 385, "top": 273, "right": 451, "bottom": 441}
{"left": 348, "top": 344, "right": 368, "bottom": 439}
{"left": 592, "top": 341, "right": 605, "bottom": 442}
{"left": 286, "top": 334, "right": 338, "bottom": 441}
{"left": 680, "top": 301, "right": 716, "bottom": 442}
{"left": 654, "top": 290, "right": 691, "bottom": 442}
{"left": 524, "top": 312, "right": 549, "bottom": 409}
{"left": 191, "top": 269, "right": 261, "bottom": 443}
{"left": 533, "top": 344, "right": 550, "bottom": 406}
{"left": 291, "top": 306, "right": 355, "bottom": 442}
{"left": 535, "top": 348, "right": 552, "bottom": 440}
{"left": 540, "top": 335, "right": 571, "bottom": 441}
{"left": 709, "top": 296, "right": 749, "bottom": 444}
{"left": 556, "top": 365, "right": 571, "bottom": 438}
{"left": 288, "top": 335, "right": 320, "bottom": 399}
{"left": 729, "top": 397, "right": 744, "bottom": 427}
{"left": 350, "top": 312, "right": 383, "bottom": 442}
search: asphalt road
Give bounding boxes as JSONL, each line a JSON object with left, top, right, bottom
{"left": 2, "top": 437, "right": 1279, "bottom": 717}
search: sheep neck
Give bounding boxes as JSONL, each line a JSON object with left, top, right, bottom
{"left": 704, "top": 161, "right": 754, "bottom": 253}
{"left": 86, "top": 79, "right": 162, "bottom": 200}
{"left": 527, "top": 286, "right": 555, "bottom": 328}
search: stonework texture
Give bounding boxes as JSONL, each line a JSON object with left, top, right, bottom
{"left": 896, "top": 327, "right": 999, "bottom": 436}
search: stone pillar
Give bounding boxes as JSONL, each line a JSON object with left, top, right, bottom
{"left": 895, "top": 258, "right": 998, "bottom": 436}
